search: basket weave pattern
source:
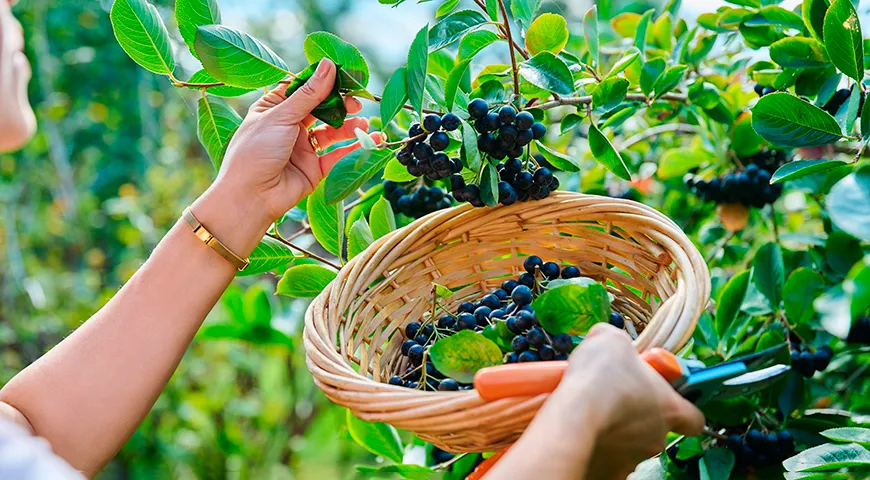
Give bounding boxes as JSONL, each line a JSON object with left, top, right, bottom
{"left": 304, "top": 192, "right": 710, "bottom": 452}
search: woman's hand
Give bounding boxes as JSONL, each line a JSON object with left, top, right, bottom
{"left": 485, "top": 324, "right": 705, "bottom": 480}
{"left": 192, "top": 59, "right": 381, "bottom": 255}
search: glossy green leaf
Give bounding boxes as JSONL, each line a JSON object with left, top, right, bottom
{"left": 380, "top": 68, "right": 407, "bottom": 127}
{"left": 532, "top": 278, "right": 611, "bottom": 335}
{"left": 196, "top": 95, "right": 242, "bottom": 170}
{"left": 195, "top": 25, "right": 288, "bottom": 88}
{"left": 276, "top": 264, "right": 337, "bottom": 298}
{"left": 284, "top": 63, "right": 347, "bottom": 128}
{"left": 535, "top": 141, "right": 581, "bottom": 172}
{"left": 175, "top": 0, "right": 219, "bottom": 58}
{"left": 716, "top": 270, "right": 751, "bottom": 336}
{"left": 111, "top": 0, "right": 175, "bottom": 75}
{"left": 827, "top": 165, "right": 870, "bottom": 242}
{"left": 479, "top": 163, "right": 499, "bottom": 207}
{"left": 519, "top": 52, "right": 574, "bottom": 96}
{"left": 345, "top": 410, "right": 404, "bottom": 463}
{"left": 750, "top": 92, "right": 843, "bottom": 147}
{"left": 348, "top": 218, "right": 374, "bottom": 259}
{"left": 429, "top": 330, "right": 503, "bottom": 383}
{"left": 383, "top": 157, "right": 416, "bottom": 182}
{"left": 485, "top": 0, "right": 498, "bottom": 21}
{"left": 640, "top": 58, "right": 666, "bottom": 96}
{"left": 526, "top": 13, "right": 569, "bottom": 55}
{"left": 559, "top": 113, "right": 584, "bottom": 135}
{"left": 634, "top": 9, "right": 654, "bottom": 57}
{"left": 803, "top": 0, "right": 830, "bottom": 41}
{"left": 592, "top": 77, "right": 629, "bottom": 114}
{"left": 584, "top": 6, "right": 599, "bottom": 67}
{"left": 607, "top": 47, "right": 641, "bottom": 78}
{"left": 429, "top": 10, "right": 487, "bottom": 51}
{"left": 308, "top": 183, "right": 344, "bottom": 257}
{"left": 836, "top": 84, "right": 861, "bottom": 134}
{"left": 187, "top": 69, "right": 253, "bottom": 97}
{"left": 458, "top": 30, "right": 499, "bottom": 61}
{"left": 611, "top": 12, "right": 641, "bottom": 37}
{"left": 784, "top": 268, "right": 824, "bottom": 325}
{"left": 588, "top": 123, "right": 631, "bottom": 180}
{"left": 752, "top": 242, "right": 784, "bottom": 310}
{"left": 369, "top": 197, "right": 396, "bottom": 240}
{"left": 783, "top": 443, "right": 870, "bottom": 472}
{"left": 653, "top": 12, "right": 673, "bottom": 51}
{"left": 436, "top": 0, "right": 461, "bottom": 17}
{"left": 407, "top": 26, "right": 429, "bottom": 118}
{"left": 653, "top": 65, "right": 687, "bottom": 99}
{"left": 821, "top": 428, "right": 870, "bottom": 448}
{"left": 237, "top": 236, "right": 302, "bottom": 277}
{"left": 511, "top": 0, "right": 542, "bottom": 29}
{"left": 744, "top": 6, "right": 805, "bottom": 30}
{"left": 816, "top": 257, "right": 870, "bottom": 338}
{"left": 304, "top": 31, "right": 370, "bottom": 88}
{"left": 324, "top": 148, "right": 394, "bottom": 205}
{"left": 770, "top": 37, "right": 829, "bottom": 68}
{"left": 445, "top": 59, "right": 472, "bottom": 111}
{"left": 771, "top": 159, "right": 848, "bottom": 184}
{"left": 460, "top": 121, "right": 482, "bottom": 171}
{"left": 823, "top": 0, "right": 863, "bottom": 82}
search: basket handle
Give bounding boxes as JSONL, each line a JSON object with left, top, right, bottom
{"left": 473, "top": 348, "right": 683, "bottom": 401}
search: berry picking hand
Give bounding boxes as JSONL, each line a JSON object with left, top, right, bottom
{"left": 484, "top": 324, "right": 705, "bottom": 480}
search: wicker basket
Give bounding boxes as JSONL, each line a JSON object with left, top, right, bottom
{"left": 304, "top": 191, "right": 710, "bottom": 452}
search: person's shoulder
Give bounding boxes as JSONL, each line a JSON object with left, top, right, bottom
{"left": 0, "top": 418, "right": 85, "bottom": 480}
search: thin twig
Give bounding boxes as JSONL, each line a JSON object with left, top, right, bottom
{"left": 496, "top": 0, "right": 521, "bottom": 106}
{"left": 472, "top": 0, "right": 530, "bottom": 60}
{"left": 619, "top": 123, "right": 698, "bottom": 150}
{"left": 535, "top": 92, "right": 688, "bottom": 111}
{"left": 266, "top": 232, "right": 341, "bottom": 270}
{"left": 382, "top": 132, "right": 428, "bottom": 148}
{"left": 703, "top": 427, "right": 728, "bottom": 442}
{"left": 756, "top": 409, "right": 782, "bottom": 429}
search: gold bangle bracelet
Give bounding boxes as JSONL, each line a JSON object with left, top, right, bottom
{"left": 182, "top": 207, "right": 249, "bottom": 271}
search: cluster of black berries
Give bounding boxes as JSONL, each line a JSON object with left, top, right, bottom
{"left": 390, "top": 320, "right": 472, "bottom": 392}
{"left": 790, "top": 333, "right": 833, "bottom": 378}
{"left": 383, "top": 180, "right": 453, "bottom": 219}
{"left": 723, "top": 429, "right": 795, "bottom": 468}
{"left": 467, "top": 99, "right": 546, "bottom": 161}
{"left": 847, "top": 316, "right": 870, "bottom": 344}
{"left": 396, "top": 113, "right": 463, "bottom": 181}
{"left": 753, "top": 84, "right": 778, "bottom": 97}
{"left": 685, "top": 163, "right": 783, "bottom": 208}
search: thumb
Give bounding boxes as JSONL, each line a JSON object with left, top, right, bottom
{"left": 273, "top": 59, "right": 337, "bottom": 124}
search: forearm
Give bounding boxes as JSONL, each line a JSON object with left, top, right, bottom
{"left": 0, "top": 182, "right": 271, "bottom": 477}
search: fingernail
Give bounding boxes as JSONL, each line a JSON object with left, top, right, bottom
{"left": 315, "top": 59, "right": 332, "bottom": 79}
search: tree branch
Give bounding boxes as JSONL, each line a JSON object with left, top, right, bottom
{"left": 472, "top": 0, "right": 530, "bottom": 60}
{"left": 536, "top": 92, "right": 688, "bottom": 111}
{"left": 496, "top": 0, "right": 521, "bottom": 105}
{"left": 265, "top": 233, "right": 342, "bottom": 270}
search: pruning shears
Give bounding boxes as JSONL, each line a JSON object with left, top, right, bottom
{"left": 465, "top": 344, "right": 791, "bottom": 479}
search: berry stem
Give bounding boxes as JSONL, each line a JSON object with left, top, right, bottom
{"left": 496, "top": 0, "right": 522, "bottom": 107}
{"left": 471, "top": 0, "right": 530, "bottom": 60}
{"left": 755, "top": 409, "right": 781, "bottom": 429}
{"left": 265, "top": 232, "right": 342, "bottom": 270}
{"left": 381, "top": 132, "right": 429, "bottom": 149}
{"left": 703, "top": 427, "right": 728, "bottom": 442}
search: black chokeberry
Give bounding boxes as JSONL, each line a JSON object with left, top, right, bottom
{"left": 746, "top": 429, "right": 764, "bottom": 449}
{"left": 492, "top": 288, "right": 508, "bottom": 301}
{"left": 474, "top": 306, "right": 492, "bottom": 326}
{"left": 501, "top": 279, "right": 519, "bottom": 294}
{"left": 498, "top": 181, "right": 518, "bottom": 206}
{"left": 518, "top": 350, "right": 540, "bottom": 362}
{"left": 523, "top": 256, "right": 543, "bottom": 274}
{"left": 541, "top": 261, "right": 560, "bottom": 280}
{"left": 482, "top": 113, "right": 501, "bottom": 132}
{"left": 514, "top": 171, "right": 534, "bottom": 190}
{"left": 458, "top": 302, "right": 474, "bottom": 313}
{"left": 504, "top": 352, "right": 519, "bottom": 363}
{"left": 408, "top": 344, "right": 424, "bottom": 365}
{"left": 499, "top": 106, "right": 517, "bottom": 124}
{"left": 413, "top": 142, "right": 433, "bottom": 160}
{"left": 516, "top": 128, "right": 534, "bottom": 147}
{"left": 754, "top": 83, "right": 764, "bottom": 96}
{"left": 813, "top": 347, "right": 832, "bottom": 371}
{"left": 423, "top": 114, "right": 442, "bottom": 132}
{"left": 526, "top": 327, "right": 546, "bottom": 348}
{"left": 798, "top": 350, "right": 815, "bottom": 377}
{"left": 499, "top": 124, "right": 519, "bottom": 144}
{"left": 561, "top": 266, "right": 581, "bottom": 279}
{"left": 489, "top": 308, "right": 506, "bottom": 320}
{"left": 430, "top": 131, "right": 450, "bottom": 151}
{"left": 506, "top": 317, "right": 522, "bottom": 334}
{"left": 518, "top": 273, "right": 535, "bottom": 289}
{"left": 512, "top": 285, "right": 533, "bottom": 306}
{"left": 481, "top": 293, "right": 501, "bottom": 310}
{"left": 409, "top": 123, "right": 425, "bottom": 138}
{"left": 415, "top": 333, "right": 430, "bottom": 346}
{"left": 401, "top": 339, "right": 416, "bottom": 355}
{"left": 439, "top": 378, "right": 459, "bottom": 391}
{"left": 405, "top": 322, "right": 421, "bottom": 339}
{"left": 389, "top": 375, "right": 404, "bottom": 386}
{"left": 457, "top": 312, "right": 477, "bottom": 330}
{"left": 407, "top": 381, "right": 420, "bottom": 389}
{"left": 552, "top": 334, "right": 572, "bottom": 354}
{"left": 515, "top": 310, "right": 534, "bottom": 331}
{"left": 437, "top": 315, "right": 456, "bottom": 330}
{"left": 609, "top": 312, "right": 625, "bottom": 329}
{"left": 537, "top": 345, "right": 554, "bottom": 361}
{"left": 533, "top": 167, "right": 552, "bottom": 186}
{"left": 512, "top": 335, "right": 529, "bottom": 352}
{"left": 847, "top": 316, "right": 870, "bottom": 344}
{"left": 441, "top": 113, "right": 460, "bottom": 131}
{"left": 761, "top": 86, "right": 775, "bottom": 96}
{"left": 515, "top": 111, "right": 534, "bottom": 130}
{"left": 468, "top": 99, "right": 489, "bottom": 119}
{"left": 531, "top": 122, "right": 547, "bottom": 140}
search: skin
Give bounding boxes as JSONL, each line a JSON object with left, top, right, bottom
{"left": 485, "top": 324, "right": 706, "bottom": 480}
{"left": 1, "top": 3, "right": 704, "bottom": 478}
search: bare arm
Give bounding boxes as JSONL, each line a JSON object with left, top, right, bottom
{"left": 0, "top": 59, "right": 380, "bottom": 477}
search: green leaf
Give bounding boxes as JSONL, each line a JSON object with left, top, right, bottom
{"left": 588, "top": 123, "right": 631, "bottom": 180}
{"left": 784, "top": 268, "right": 825, "bottom": 326}
{"left": 187, "top": 69, "right": 253, "bottom": 97}
{"left": 479, "top": 163, "right": 499, "bottom": 207}
{"left": 836, "top": 83, "right": 861, "bottom": 134}
{"left": 772, "top": 159, "right": 848, "bottom": 184}
{"left": 716, "top": 270, "right": 751, "bottom": 337}
{"left": 658, "top": 148, "right": 712, "bottom": 180}
{"left": 356, "top": 464, "right": 435, "bottom": 480}
{"left": 770, "top": 37, "right": 829, "bottom": 68}
{"left": 485, "top": 0, "right": 498, "bottom": 21}
{"left": 383, "top": 158, "right": 416, "bottom": 182}
{"left": 445, "top": 59, "right": 472, "bottom": 112}
{"left": 634, "top": 9, "right": 654, "bottom": 57}
{"left": 823, "top": 0, "right": 863, "bottom": 82}
{"left": 526, "top": 13, "right": 569, "bottom": 55}
{"left": 861, "top": 88, "right": 870, "bottom": 140}
{"left": 816, "top": 257, "right": 870, "bottom": 338}
{"left": 195, "top": 25, "right": 288, "bottom": 88}
{"left": 779, "top": 370, "right": 805, "bottom": 418}
{"left": 584, "top": 6, "right": 600, "bottom": 68}
{"left": 460, "top": 121, "right": 482, "bottom": 171}
{"left": 175, "top": 0, "right": 220, "bottom": 59}
{"left": 745, "top": 5, "right": 805, "bottom": 30}
{"left": 826, "top": 231, "right": 863, "bottom": 275}
{"left": 369, "top": 197, "right": 396, "bottom": 240}
{"left": 407, "top": 26, "right": 429, "bottom": 118}
{"left": 611, "top": 12, "right": 641, "bottom": 37}
{"left": 345, "top": 410, "right": 404, "bottom": 463}
{"left": 429, "top": 330, "right": 503, "bottom": 383}
{"left": 308, "top": 183, "right": 344, "bottom": 258}
{"left": 511, "top": 0, "right": 542, "bottom": 29}
{"left": 276, "top": 264, "right": 337, "bottom": 298}
{"left": 532, "top": 278, "right": 611, "bottom": 335}
{"left": 380, "top": 68, "right": 407, "bottom": 126}
{"left": 110, "top": 0, "right": 175, "bottom": 75}
{"left": 436, "top": 0, "right": 461, "bottom": 18}
{"left": 284, "top": 63, "right": 347, "bottom": 128}
{"left": 653, "top": 12, "right": 673, "bottom": 51}
{"left": 237, "top": 236, "right": 302, "bottom": 277}
{"left": 348, "top": 218, "right": 374, "bottom": 259}
{"left": 752, "top": 242, "right": 784, "bottom": 310}
{"left": 535, "top": 141, "right": 581, "bottom": 172}
{"left": 803, "top": 0, "right": 830, "bottom": 41}
{"left": 559, "top": 113, "right": 584, "bottom": 135}
{"left": 519, "top": 52, "right": 574, "bottom": 96}
{"left": 731, "top": 111, "right": 765, "bottom": 157}
{"left": 482, "top": 320, "right": 515, "bottom": 353}
{"left": 592, "top": 77, "right": 629, "bottom": 114}
{"left": 458, "top": 30, "right": 500, "bottom": 61}
{"left": 821, "top": 428, "right": 870, "bottom": 448}
{"left": 640, "top": 58, "right": 666, "bottom": 96}
{"left": 750, "top": 92, "right": 843, "bottom": 147}
{"left": 304, "top": 31, "right": 370, "bottom": 88}
{"left": 653, "top": 65, "right": 687, "bottom": 99}
{"left": 783, "top": 443, "right": 870, "bottom": 472}
{"left": 324, "top": 148, "right": 393, "bottom": 206}
{"left": 607, "top": 47, "right": 641, "bottom": 78}
{"left": 429, "top": 10, "right": 487, "bottom": 51}
{"left": 827, "top": 166, "right": 870, "bottom": 242}
{"left": 196, "top": 95, "right": 242, "bottom": 170}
